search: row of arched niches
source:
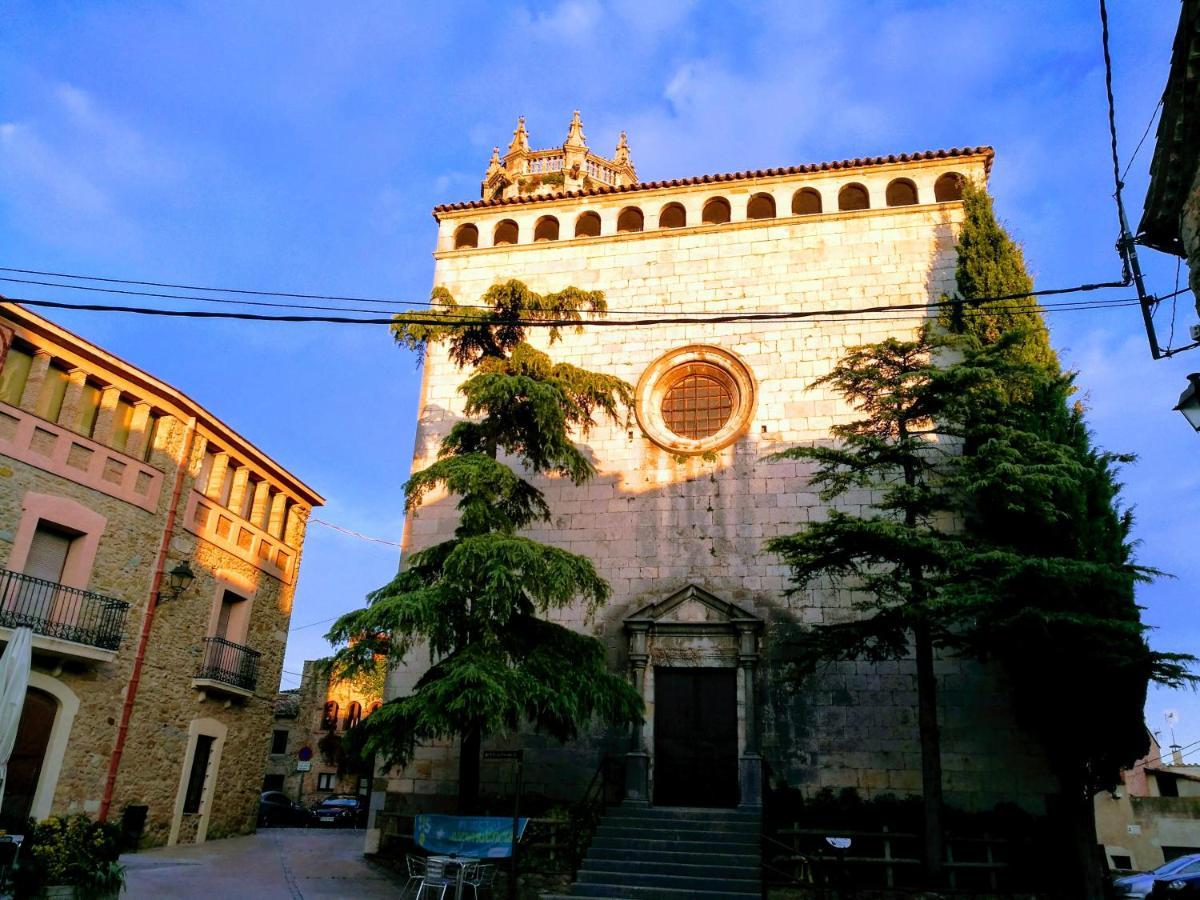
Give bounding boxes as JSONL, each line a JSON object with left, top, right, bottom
{"left": 452, "top": 172, "right": 966, "bottom": 249}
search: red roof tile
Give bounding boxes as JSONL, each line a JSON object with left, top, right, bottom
{"left": 433, "top": 146, "right": 993, "bottom": 216}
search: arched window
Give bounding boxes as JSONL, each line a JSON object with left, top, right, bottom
{"left": 659, "top": 203, "right": 686, "bottom": 229}
{"left": 344, "top": 702, "right": 362, "bottom": 730}
{"left": 885, "top": 179, "right": 918, "bottom": 207}
{"left": 838, "top": 183, "right": 870, "bottom": 211}
{"left": 453, "top": 224, "right": 478, "bottom": 249}
{"left": 321, "top": 701, "right": 339, "bottom": 731}
{"left": 575, "top": 211, "right": 601, "bottom": 238}
{"left": 616, "top": 207, "right": 644, "bottom": 233}
{"left": 792, "top": 188, "right": 822, "bottom": 215}
{"left": 493, "top": 219, "right": 519, "bottom": 246}
{"left": 747, "top": 193, "right": 776, "bottom": 220}
{"left": 367, "top": 701, "right": 382, "bottom": 716}
{"left": 934, "top": 172, "right": 965, "bottom": 202}
{"left": 533, "top": 216, "right": 559, "bottom": 242}
{"left": 701, "top": 197, "right": 731, "bottom": 225}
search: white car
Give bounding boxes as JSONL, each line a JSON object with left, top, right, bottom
{"left": 1116, "top": 855, "right": 1200, "bottom": 898}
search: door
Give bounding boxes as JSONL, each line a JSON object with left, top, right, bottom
{"left": 654, "top": 667, "right": 738, "bottom": 807}
{"left": 0, "top": 688, "right": 56, "bottom": 827}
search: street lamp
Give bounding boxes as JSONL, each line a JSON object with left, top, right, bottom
{"left": 158, "top": 560, "right": 196, "bottom": 603}
{"left": 1175, "top": 373, "right": 1200, "bottom": 431}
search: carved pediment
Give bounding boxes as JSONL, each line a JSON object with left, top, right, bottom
{"left": 626, "top": 584, "right": 761, "bottom": 633}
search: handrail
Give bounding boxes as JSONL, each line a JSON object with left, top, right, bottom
{"left": 0, "top": 567, "right": 129, "bottom": 651}
{"left": 196, "top": 635, "right": 261, "bottom": 691}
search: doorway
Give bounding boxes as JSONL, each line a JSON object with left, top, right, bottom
{"left": 0, "top": 688, "right": 56, "bottom": 826}
{"left": 653, "top": 667, "right": 738, "bottom": 807}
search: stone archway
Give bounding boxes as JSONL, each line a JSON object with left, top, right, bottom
{"left": 623, "top": 584, "right": 762, "bottom": 809}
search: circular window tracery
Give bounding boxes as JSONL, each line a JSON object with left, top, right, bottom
{"left": 635, "top": 346, "right": 756, "bottom": 454}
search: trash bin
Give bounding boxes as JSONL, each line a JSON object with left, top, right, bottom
{"left": 121, "top": 805, "right": 149, "bottom": 852}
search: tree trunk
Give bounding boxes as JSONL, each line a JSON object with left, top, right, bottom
{"left": 914, "top": 621, "right": 945, "bottom": 882}
{"left": 1061, "top": 782, "right": 1106, "bottom": 899}
{"left": 458, "top": 725, "right": 482, "bottom": 813}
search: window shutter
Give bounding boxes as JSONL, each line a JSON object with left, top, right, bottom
{"left": 24, "top": 526, "right": 72, "bottom": 583}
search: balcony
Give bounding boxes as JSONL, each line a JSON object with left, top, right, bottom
{"left": 0, "top": 568, "right": 129, "bottom": 663}
{"left": 193, "top": 636, "right": 260, "bottom": 699}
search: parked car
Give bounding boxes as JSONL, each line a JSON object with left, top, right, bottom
{"left": 311, "top": 795, "right": 367, "bottom": 828}
{"left": 1149, "top": 870, "right": 1200, "bottom": 898}
{"left": 258, "top": 791, "right": 312, "bottom": 828}
{"left": 1117, "top": 854, "right": 1200, "bottom": 898}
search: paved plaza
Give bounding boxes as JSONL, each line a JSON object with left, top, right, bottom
{"left": 122, "top": 828, "right": 407, "bottom": 899}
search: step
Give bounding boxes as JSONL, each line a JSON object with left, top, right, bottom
{"left": 556, "top": 886, "right": 759, "bottom": 899}
{"left": 596, "top": 817, "right": 760, "bottom": 835}
{"left": 579, "top": 859, "right": 759, "bottom": 879}
{"left": 577, "top": 868, "right": 760, "bottom": 893}
{"left": 606, "top": 805, "right": 760, "bottom": 822}
{"left": 586, "top": 846, "right": 759, "bottom": 868}
{"left": 589, "top": 835, "right": 759, "bottom": 854}
{"left": 594, "top": 823, "right": 758, "bottom": 841}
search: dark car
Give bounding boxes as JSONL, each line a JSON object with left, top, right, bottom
{"left": 1118, "top": 855, "right": 1200, "bottom": 898}
{"left": 258, "top": 791, "right": 312, "bottom": 828}
{"left": 311, "top": 795, "right": 367, "bottom": 828}
{"left": 1150, "top": 870, "right": 1200, "bottom": 898}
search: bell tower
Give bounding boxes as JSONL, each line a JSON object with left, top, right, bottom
{"left": 480, "top": 111, "right": 637, "bottom": 202}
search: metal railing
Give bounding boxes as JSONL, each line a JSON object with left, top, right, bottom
{"left": 196, "top": 636, "right": 260, "bottom": 691}
{"left": 0, "top": 567, "right": 129, "bottom": 651}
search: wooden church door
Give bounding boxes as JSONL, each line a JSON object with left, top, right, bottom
{"left": 653, "top": 667, "right": 738, "bottom": 807}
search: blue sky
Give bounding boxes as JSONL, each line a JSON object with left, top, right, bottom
{"left": 2, "top": 1, "right": 1196, "bottom": 754}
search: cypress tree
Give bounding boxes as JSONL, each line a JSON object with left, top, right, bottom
{"left": 328, "top": 280, "right": 642, "bottom": 811}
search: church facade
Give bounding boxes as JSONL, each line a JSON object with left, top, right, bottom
{"left": 369, "top": 114, "right": 1055, "bottom": 840}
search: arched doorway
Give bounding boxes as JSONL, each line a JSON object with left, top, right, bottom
{"left": 1, "top": 688, "right": 56, "bottom": 826}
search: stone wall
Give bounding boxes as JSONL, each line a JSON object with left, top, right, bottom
{"left": 381, "top": 153, "right": 1058, "bottom": 815}
{"left": 1184, "top": 163, "right": 1200, "bottom": 316}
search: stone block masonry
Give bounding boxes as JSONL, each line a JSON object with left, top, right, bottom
{"left": 380, "top": 148, "right": 1058, "bottom": 818}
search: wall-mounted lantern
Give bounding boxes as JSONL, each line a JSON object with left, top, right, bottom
{"left": 1175, "top": 373, "right": 1200, "bottom": 431}
{"left": 158, "top": 560, "right": 196, "bottom": 603}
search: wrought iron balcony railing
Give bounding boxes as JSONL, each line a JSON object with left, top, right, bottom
{"left": 0, "top": 568, "right": 129, "bottom": 651}
{"left": 196, "top": 636, "right": 260, "bottom": 692}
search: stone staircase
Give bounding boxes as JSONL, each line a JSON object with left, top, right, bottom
{"left": 542, "top": 805, "right": 761, "bottom": 899}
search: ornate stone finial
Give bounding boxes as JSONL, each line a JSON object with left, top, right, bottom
{"left": 564, "top": 109, "right": 587, "bottom": 150}
{"left": 506, "top": 116, "right": 530, "bottom": 157}
{"left": 485, "top": 146, "right": 502, "bottom": 177}
{"left": 613, "top": 131, "right": 631, "bottom": 167}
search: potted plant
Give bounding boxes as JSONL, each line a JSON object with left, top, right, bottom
{"left": 14, "top": 814, "right": 125, "bottom": 898}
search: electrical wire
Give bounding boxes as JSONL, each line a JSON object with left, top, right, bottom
{"left": 1121, "top": 96, "right": 1164, "bottom": 183}
{"left": 311, "top": 517, "right": 402, "bottom": 547}
{"left": 1099, "top": 0, "right": 1125, "bottom": 201}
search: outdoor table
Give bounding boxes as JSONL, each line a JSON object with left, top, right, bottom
{"left": 426, "top": 854, "right": 479, "bottom": 900}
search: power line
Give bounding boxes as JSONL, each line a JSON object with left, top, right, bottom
{"left": 0, "top": 291, "right": 1146, "bottom": 329}
{"left": 1121, "top": 96, "right": 1164, "bottom": 182}
{"left": 291, "top": 615, "right": 340, "bottom": 632}
{"left": 311, "top": 517, "right": 402, "bottom": 547}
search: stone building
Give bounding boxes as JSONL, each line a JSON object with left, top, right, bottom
{"left": 0, "top": 302, "right": 323, "bottom": 846}
{"left": 1095, "top": 731, "right": 1200, "bottom": 873}
{"left": 365, "top": 114, "right": 1057, "bottom": 849}
{"left": 264, "top": 659, "right": 381, "bottom": 806}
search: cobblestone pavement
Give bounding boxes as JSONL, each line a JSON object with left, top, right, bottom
{"left": 122, "top": 827, "right": 407, "bottom": 898}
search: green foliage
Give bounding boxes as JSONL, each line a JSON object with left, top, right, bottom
{"left": 330, "top": 280, "right": 642, "bottom": 787}
{"left": 14, "top": 814, "right": 124, "bottom": 896}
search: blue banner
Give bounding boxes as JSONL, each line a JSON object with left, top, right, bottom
{"left": 413, "top": 815, "right": 529, "bottom": 859}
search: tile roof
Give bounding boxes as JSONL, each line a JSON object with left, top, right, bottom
{"left": 1137, "top": 0, "right": 1200, "bottom": 256}
{"left": 433, "top": 146, "right": 994, "bottom": 216}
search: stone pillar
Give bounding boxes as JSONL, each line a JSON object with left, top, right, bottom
{"left": 624, "top": 621, "right": 651, "bottom": 805}
{"left": 227, "top": 466, "right": 251, "bottom": 518}
{"left": 249, "top": 480, "right": 272, "bottom": 530}
{"left": 91, "top": 386, "right": 122, "bottom": 446}
{"left": 267, "top": 492, "right": 289, "bottom": 538}
{"left": 19, "top": 350, "right": 52, "bottom": 412}
{"left": 284, "top": 504, "right": 310, "bottom": 547}
{"left": 58, "top": 369, "right": 89, "bottom": 432}
{"left": 124, "top": 402, "right": 154, "bottom": 459}
{"left": 204, "top": 452, "right": 230, "bottom": 502}
{"left": 736, "top": 622, "right": 763, "bottom": 809}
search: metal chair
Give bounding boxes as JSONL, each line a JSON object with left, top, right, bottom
{"left": 414, "top": 856, "right": 457, "bottom": 900}
{"left": 461, "top": 862, "right": 495, "bottom": 900}
{"left": 401, "top": 854, "right": 427, "bottom": 899}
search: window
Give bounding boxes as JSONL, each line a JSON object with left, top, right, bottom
{"left": 344, "top": 702, "right": 362, "bottom": 730}
{"left": 367, "top": 701, "right": 382, "bottom": 716}
{"left": 317, "top": 772, "right": 335, "bottom": 790}
{"left": 934, "top": 172, "right": 965, "bottom": 202}
{"left": 574, "top": 211, "right": 601, "bottom": 238}
{"left": 24, "top": 522, "right": 75, "bottom": 584}
{"left": 533, "top": 216, "right": 559, "bottom": 242}
{"left": 322, "top": 701, "right": 339, "bottom": 731}
{"left": 1158, "top": 773, "right": 1180, "bottom": 797}
{"left": 885, "top": 178, "right": 918, "bottom": 207}
{"left": 35, "top": 364, "right": 69, "bottom": 423}
{"left": 1109, "top": 854, "right": 1132, "bottom": 871}
{"left": 262, "top": 774, "right": 285, "bottom": 792}
{"left": 838, "top": 183, "right": 870, "bottom": 211}
{"left": 658, "top": 203, "right": 686, "bottom": 229}
{"left": 0, "top": 347, "right": 33, "bottom": 406}
{"left": 183, "top": 735, "right": 216, "bottom": 814}
{"left": 746, "top": 193, "right": 776, "bottom": 219}
{"left": 271, "top": 729, "right": 288, "bottom": 755}
{"left": 493, "top": 220, "right": 519, "bottom": 246}
{"left": 453, "top": 224, "right": 479, "bottom": 249}
{"left": 214, "top": 590, "right": 248, "bottom": 642}
{"left": 616, "top": 207, "right": 644, "bottom": 233}
{"left": 661, "top": 365, "right": 735, "bottom": 440}
{"left": 701, "top": 198, "right": 731, "bottom": 225}
{"left": 792, "top": 188, "right": 822, "bottom": 215}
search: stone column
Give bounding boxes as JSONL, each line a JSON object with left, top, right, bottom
{"left": 58, "top": 369, "right": 89, "bottom": 432}
{"left": 267, "top": 492, "right": 288, "bottom": 538}
{"left": 19, "top": 350, "right": 52, "bottom": 412}
{"left": 124, "top": 402, "right": 154, "bottom": 459}
{"left": 249, "top": 480, "right": 272, "bottom": 530}
{"left": 204, "top": 452, "right": 230, "bottom": 502}
{"left": 624, "top": 621, "right": 651, "bottom": 805}
{"left": 91, "top": 386, "right": 122, "bottom": 446}
{"left": 736, "top": 621, "right": 763, "bottom": 809}
{"left": 227, "top": 466, "right": 251, "bottom": 518}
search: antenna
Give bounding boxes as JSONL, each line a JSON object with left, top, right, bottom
{"left": 1165, "top": 710, "right": 1182, "bottom": 765}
